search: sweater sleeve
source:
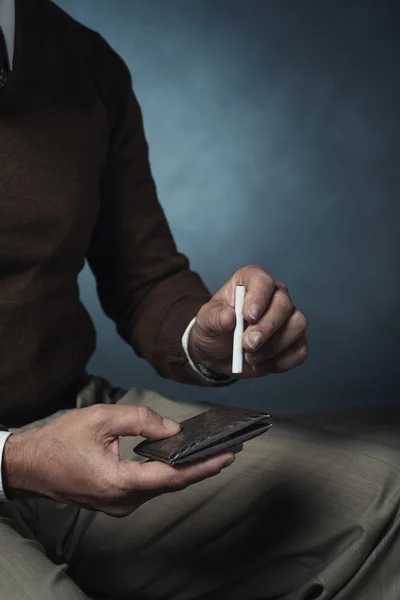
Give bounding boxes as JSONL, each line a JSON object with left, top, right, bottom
{"left": 86, "top": 39, "right": 217, "bottom": 385}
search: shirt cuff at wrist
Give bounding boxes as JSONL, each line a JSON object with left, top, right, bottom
{"left": 181, "top": 317, "right": 236, "bottom": 385}
{"left": 0, "top": 430, "right": 13, "bottom": 502}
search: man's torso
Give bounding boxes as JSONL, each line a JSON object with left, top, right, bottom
{"left": 0, "top": 0, "right": 113, "bottom": 425}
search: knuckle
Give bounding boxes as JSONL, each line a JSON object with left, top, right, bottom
{"left": 136, "top": 405, "right": 154, "bottom": 423}
{"left": 275, "top": 280, "right": 288, "bottom": 293}
{"left": 240, "top": 265, "right": 274, "bottom": 285}
{"left": 261, "top": 270, "right": 275, "bottom": 288}
{"left": 87, "top": 403, "right": 108, "bottom": 424}
{"left": 266, "top": 318, "right": 278, "bottom": 335}
{"left": 292, "top": 310, "right": 308, "bottom": 332}
{"left": 297, "top": 343, "right": 309, "bottom": 364}
{"left": 277, "top": 292, "right": 293, "bottom": 316}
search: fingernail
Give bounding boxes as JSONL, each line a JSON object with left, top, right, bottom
{"left": 248, "top": 331, "right": 262, "bottom": 350}
{"left": 162, "top": 418, "right": 180, "bottom": 432}
{"left": 248, "top": 304, "right": 260, "bottom": 320}
{"left": 223, "top": 456, "right": 236, "bottom": 469}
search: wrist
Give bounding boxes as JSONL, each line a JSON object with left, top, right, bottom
{"left": 2, "top": 432, "right": 37, "bottom": 499}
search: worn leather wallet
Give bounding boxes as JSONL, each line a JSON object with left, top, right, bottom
{"left": 133, "top": 406, "right": 272, "bottom": 466}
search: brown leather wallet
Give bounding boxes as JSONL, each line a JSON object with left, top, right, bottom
{"left": 133, "top": 406, "right": 272, "bottom": 465}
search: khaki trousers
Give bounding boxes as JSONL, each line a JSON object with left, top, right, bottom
{"left": 1, "top": 375, "right": 400, "bottom": 600}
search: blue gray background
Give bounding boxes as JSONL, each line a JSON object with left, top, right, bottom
{"left": 55, "top": 0, "right": 399, "bottom": 415}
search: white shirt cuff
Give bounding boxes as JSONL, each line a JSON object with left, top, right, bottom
{"left": 0, "top": 431, "right": 12, "bottom": 502}
{"left": 182, "top": 317, "right": 235, "bottom": 384}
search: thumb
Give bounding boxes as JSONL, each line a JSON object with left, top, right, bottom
{"left": 94, "top": 404, "right": 180, "bottom": 440}
{"left": 196, "top": 300, "right": 235, "bottom": 337}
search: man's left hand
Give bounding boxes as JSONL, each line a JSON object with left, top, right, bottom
{"left": 189, "top": 266, "right": 308, "bottom": 378}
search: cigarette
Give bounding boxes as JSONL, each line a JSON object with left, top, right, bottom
{"left": 232, "top": 285, "right": 246, "bottom": 374}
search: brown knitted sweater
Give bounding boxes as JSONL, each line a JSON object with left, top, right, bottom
{"left": 0, "top": 0, "right": 212, "bottom": 426}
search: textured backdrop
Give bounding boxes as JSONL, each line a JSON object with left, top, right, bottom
{"left": 54, "top": 0, "right": 399, "bottom": 414}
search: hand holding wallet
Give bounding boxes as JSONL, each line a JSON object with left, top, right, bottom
{"left": 134, "top": 406, "right": 272, "bottom": 466}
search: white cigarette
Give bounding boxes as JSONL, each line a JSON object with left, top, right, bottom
{"left": 232, "top": 285, "right": 246, "bottom": 374}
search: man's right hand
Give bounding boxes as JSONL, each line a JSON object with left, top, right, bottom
{"left": 2, "top": 404, "right": 239, "bottom": 517}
